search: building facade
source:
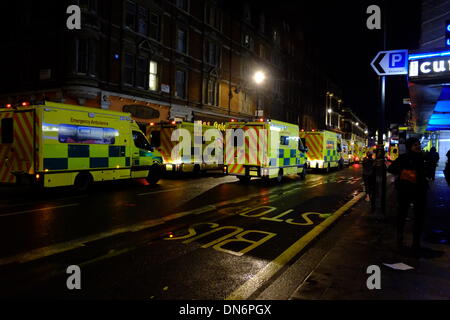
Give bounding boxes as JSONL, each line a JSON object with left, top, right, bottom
{"left": 1, "top": 0, "right": 339, "bottom": 133}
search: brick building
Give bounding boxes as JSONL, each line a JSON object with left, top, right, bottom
{"left": 0, "top": 0, "right": 340, "bottom": 132}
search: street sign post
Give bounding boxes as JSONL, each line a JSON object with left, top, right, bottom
{"left": 371, "top": 49, "right": 408, "bottom": 76}
{"left": 370, "top": 49, "right": 408, "bottom": 219}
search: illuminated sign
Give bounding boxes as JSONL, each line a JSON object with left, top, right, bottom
{"left": 408, "top": 56, "right": 450, "bottom": 82}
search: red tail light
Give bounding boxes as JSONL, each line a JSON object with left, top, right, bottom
{"left": 259, "top": 118, "right": 264, "bottom": 122}
{"left": 171, "top": 121, "right": 176, "bottom": 125}
{"left": 6, "top": 104, "right": 12, "bottom": 108}
{"left": 22, "top": 102, "right": 29, "bottom": 107}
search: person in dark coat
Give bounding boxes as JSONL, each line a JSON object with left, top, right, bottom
{"left": 362, "top": 151, "right": 375, "bottom": 207}
{"left": 424, "top": 147, "right": 439, "bottom": 180}
{"left": 387, "top": 137, "right": 428, "bottom": 252}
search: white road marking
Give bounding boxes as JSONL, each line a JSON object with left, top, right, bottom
{"left": 0, "top": 203, "right": 80, "bottom": 218}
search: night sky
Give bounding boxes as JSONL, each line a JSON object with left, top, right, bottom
{"left": 294, "top": 0, "right": 422, "bottom": 131}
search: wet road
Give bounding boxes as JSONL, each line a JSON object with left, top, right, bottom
{"left": 0, "top": 165, "right": 365, "bottom": 299}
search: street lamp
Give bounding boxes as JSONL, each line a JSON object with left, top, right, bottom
{"left": 253, "top": 71, "right": 266, "bottom": 84}
{"left": 254, "top": 71, "right": 266, "bottom": 118}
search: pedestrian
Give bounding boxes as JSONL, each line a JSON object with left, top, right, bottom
{"left": 424, "top": 147, "right": 439, "bottom": 180}
{"left": 444, "top": 149, "right": 450, "bottom": 185}
{"left": 362, "top": 151, "right": 375, "bottom": 207}
{"left": 387, "top": 137, "right": 428, "bottom": 253}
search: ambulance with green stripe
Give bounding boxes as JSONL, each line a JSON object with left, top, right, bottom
{"left": 0, "top": 101, "right": 163, "bottom": 189}
{"left": 299, "top": 130, "right": 342, "bottom": 172}
{"left": 224, "top": 119, "right": 307, "bottom": 182}
{"left": 147, "top": 121, "right": 224, "bottom": 173}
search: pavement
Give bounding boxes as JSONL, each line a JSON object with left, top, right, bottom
{"left": 290, "top": 171, "right": 450, "bottom": 300}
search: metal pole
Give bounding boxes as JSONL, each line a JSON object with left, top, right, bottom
{"left": 374, "top": 4, "right": 387, "bottom": 218}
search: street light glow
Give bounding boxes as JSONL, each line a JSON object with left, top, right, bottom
{"left": 254, "top": 71, "right": 266, "bottom": 84}
{"left": 328, "top": 108, "right": 332, "bottom": 113}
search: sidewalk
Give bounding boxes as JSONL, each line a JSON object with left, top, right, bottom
{"left": 290, "top": 172, "right": 450, "bottom": 300}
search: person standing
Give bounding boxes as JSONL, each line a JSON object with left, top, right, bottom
{"left": 387, "top": 137, "right": 428, "bottom": 252}
{"left": 425, "top": 147, "right": 439, "bottom": 180}
{"left": 362, "top": 151, "right": 375, "bottom": 207}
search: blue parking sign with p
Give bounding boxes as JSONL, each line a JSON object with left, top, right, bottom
{"left": 389, "top": 52, "right": 406, "bottom": 68}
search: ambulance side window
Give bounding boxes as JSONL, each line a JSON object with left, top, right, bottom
{"left": 1, "top": 118, "right": 13, "bottom": 144}
{"left": 132, "top": 130, "right": 152, "bottom": 150}
{"left": 298, "top": 138, "right": 304, "bottom": 150}
{"left": 150, "top": 131, "right": 161, "bottom": 147}
{"left": 280, "top": 136, "right": 289, "bottom": 146}
{"left": 337, "top": 143, "right": 342, "bottom": 152}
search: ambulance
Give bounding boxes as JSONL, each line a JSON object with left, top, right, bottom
{"left": 224, "top": 119, "right": 307, "bottom": 182}
{"left": 147, "top": 121, "right": 224, "bottom": 173}
{"left": 346, "top": 139, "right": 355, "bottom": 165}
{"left": 0, "top": 101, "right": 163, "bottom": 189}
{"left": 353, "top": 140, "right": 365, "bottom": 163}
{"left": 340, "top": 139, "right": 351, "bottom": 166}
{"left": 299, "top": 130, "right": 342, "bottom": 172}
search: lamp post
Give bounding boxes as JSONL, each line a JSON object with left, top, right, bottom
{"left": 253, "top": 71, "right": 266, "bottom": 118}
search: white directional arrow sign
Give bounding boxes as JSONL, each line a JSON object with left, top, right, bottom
{"left": 371, "top": 50, "right": 408, "bottom": 76}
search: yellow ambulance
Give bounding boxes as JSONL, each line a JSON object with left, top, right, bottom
{"left": 147, "top": 121, "right": 224, "bottom": 173}
{"left": 225, "top": 119, "right": 307, "bottom": 182}
{"left": 299, "top": 130, "right": 342, "bottom": 172}
{"left": 0, "top": 101, "right": 163, "bottom": 189}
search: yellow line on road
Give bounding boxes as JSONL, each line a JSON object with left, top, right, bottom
{"left": 225, "top": 192, "right": 365, "bottom": 300}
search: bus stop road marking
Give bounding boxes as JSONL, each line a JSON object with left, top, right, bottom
{"left": 225, "top": 191, "right": 366, "bottom": 300}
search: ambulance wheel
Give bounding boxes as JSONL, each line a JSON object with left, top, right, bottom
{"left": 299, "top": 168, "right": 307, "bottom": 180}
{"left": 276, "top": 169, "right": 283, "bottom": 183}
{"left": 193, "top": 164, "right": 201, "bottom": 175}
{"left": 74, "top": 173, "right": 92, "bottom": 192}
{"left": 146, "top": 164, "right": 161, "bottom": 185}
{"left": 238, "top": 176, "right": 251, "bottom": 183}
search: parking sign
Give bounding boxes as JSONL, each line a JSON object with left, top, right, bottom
{"left": 371, "top": 50, "right": 408, "bottom": 76}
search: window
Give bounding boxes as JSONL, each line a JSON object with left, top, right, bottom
{"left": 175, "top": 0, "right": 188, "bottom": 11}
{"left": 298, "top": 138, "right": 305, "bottom": 151}
{"left": 136, "top": 56, "right": 148, "bottom": 88}
{"left": 132, "top": 130, "right": 152, "bottom": 150}
{"left": 243, "top": 4, "right": 251, "bottom": 22}
{"left": 149, "top": 13, "right": 160, "bottom": 40}
{"left": 259, "top": 44, "right": 265, "bottom": 59}
{"left": 137, "top": 6, "right": 148, "bottom": 35}
{"left": 205, "top": 79, "right": 218, "bottom": 105}
{"left": 79, "top": 0, "right": 97, "bottom": 12}
{"left": 1, "top": 118, "right": 13, "bottom": 144}
{"left": 280, "top": 136, "right": 289, "bottom": 146}
{"left": 124, "top": 53, "right": 135, "bottom": 85}
{"left": 205, "top": 3, "right": 221, "bottom": 30}
{"left": 58, "top": 124, "right": 118, "bottom": 145}
{"left": 76, "top": 39, "right": 88, "bottom": 74}
{"left": 176, "top": 27, "right": 187, "bottom": 54}
{"left": 150, "top": 130, "right": 161, "bottom": 147}
{"left": 205, "top": 40, "right": 218, "bottom": 66}
{"left": 75, "top": 39, "right": 96, "bottom": 76}
{"left": 125, "top": 1, "right": 137, "bottom": 30}
{"left": 243, "top": 34, "right": 253, "bottom": 50}
{"left": 175, "top": 70, "right": 186, "bottom": 98}
{"left": 149, "top": 61, "right": 158, "bottom": 91}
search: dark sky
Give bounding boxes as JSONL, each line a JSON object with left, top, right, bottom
{"left": 293, "top": 0, "right": 422, "bottom": 131}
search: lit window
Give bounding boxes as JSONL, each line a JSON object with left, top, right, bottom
{"left": 149, "top": 61, "right": 158, "bottom": 91}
